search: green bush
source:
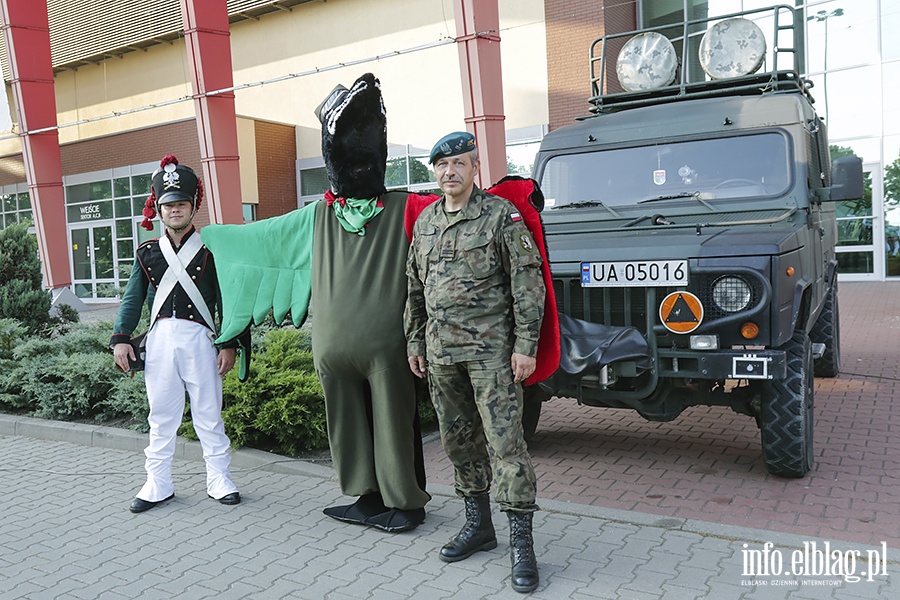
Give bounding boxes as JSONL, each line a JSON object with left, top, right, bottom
{"left": 0, "top": 222, "right": 53, "bottom": 334}
{"left": 0, "top": 320, "right": 147, "bottom": 427}
{"left": 2, "top": 310, "right": 436, "bottom": 458}
{"left": 210, "top": 326, "right": 330, "bottom": 457}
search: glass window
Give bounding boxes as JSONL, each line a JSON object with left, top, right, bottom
{"left": 884, "top": 142, "right": 900, "bottom": 276}
{"left": 137, "top": 221, "right": 159, "bottom": 244}
{"left": 97, "top": 283, "right": 117, "bottom": 298}
{"left": 385, "top": 157, "right": 409, "bottom": 188}
{"left": 882, "top": 0, "right": 900, "bottom": 61}
{"left": 117, "top": 239, "right": 134, "bottom": 261}
{"left": 805, "top": 1, "right": 877, "bottom": 73}
{"left": 66, "top": 180, "right": 112, "bottom": 204}
{"left": 118, "top": 260, "right": 134, "bottom": 280}
{"left": 16, "top": 193, "right": 30, "bottom": 210}
{"left": 300, "top": 167, "right": 329, "bottom": 197}
{"left": 409, "top": 157, "right": 435, "bottom": 185}
{"left": 807, "top": 66, "right": 881, "bottom": 140}
{"left": 131, "top": 174, "right": 151, "bottom": 196}
{"left": 116, "top": 219, "right": 133, "bottom": 238}
{"left": 538, "top": 132, "right": 790, "bottom": 208}
{"left": 66, "top": 201, "right": 114, "bottom": 223}
{"left": 883, "top": 61, "right": 900, "bottom": 136}
{"left": 507, "top": 141, "right": 540, "bottom": 176}
{"left": 114, "top": 177, "right": 130, "bottom": 197}
{"left": 837, "top": 217, "right": 872, "bottom": 245}
{"left": 242, "top": 204, "right": 257, "bottom": 223}
{"left": 114, "top": 198, "right": 132, "bottom": 218}
{"left": 2, "top": 194, "right": 15, "bottom": 212}
{"left": 74, "top": 283, "right": 94, "bottom": 299}
{"left": 837, "top": 250, "right": 873, "bottom": 274}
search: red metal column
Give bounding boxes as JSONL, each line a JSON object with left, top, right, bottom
{"left": 453, "top": 0, "right": 507, "bottom": 188}
{"left": 180, "top": 0, "right": 243, "bottom": 225}
{"left": 0, "top": 0, "right": 70, "bottom": 288}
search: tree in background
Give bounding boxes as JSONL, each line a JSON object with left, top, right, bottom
{"left": 0, "top": 222, "right": 53, "bottom": 333}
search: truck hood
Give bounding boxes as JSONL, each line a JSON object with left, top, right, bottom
{"left": 544, "top": 208, "right": 805, "bottom": 265}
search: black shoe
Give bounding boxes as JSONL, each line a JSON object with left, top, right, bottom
{"left": 508, "top": 511, "right": 539, "bottom": 593}
{"left": 323, "top": 492, "right": 387, "bottom": 525}
{"left": 439, "top": 494, "right": 497, "bottom": 563}
{"left": 365, "top": 507, "right": 426, "bottom": 533}
{"left": 213, "top": 492, "right": 241, "bottom": 505}
{"left": 129, "top": 493, "right": 174, "bottom": 514}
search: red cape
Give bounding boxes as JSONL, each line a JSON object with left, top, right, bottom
{"left": 403, "top": 177, "right": 560, "bottom": 386}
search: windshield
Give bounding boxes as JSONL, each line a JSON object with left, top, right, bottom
{"left": 539, "top": 132, "right": 790, "bottom": 209}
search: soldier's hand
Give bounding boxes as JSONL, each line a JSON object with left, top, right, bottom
{"left": 218, "top": 347, "right": 237, "bottom": 376}
{"left": 511, "top": 353, "right": 536, "bottom": 383}
{"left": 113, "top": 343, "right": 135, "bottom": 372}
{"left": 408, "top": 355, "right": 427, "bottom": 379}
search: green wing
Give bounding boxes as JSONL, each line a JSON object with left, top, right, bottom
{"left": 201, "top": 201, "right": 318, "bottom": 343}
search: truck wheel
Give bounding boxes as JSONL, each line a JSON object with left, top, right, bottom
{"left": 810, "top": 280, "right": 841, "bottom": 377}
{"left": 522, "top": 386, "right": 549, "bottom": 441}
{"left": 759, "top": 330, "right": 814, "bottom": 478}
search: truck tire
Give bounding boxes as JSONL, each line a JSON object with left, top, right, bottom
{"left": 759, "top": 330, "right": 814, "bottom": 478}
{"left": 522, "top": 386, "right": 549, "bottom": 441}
{"left": 810, "top": 280, "right": 841, "bottom": 377}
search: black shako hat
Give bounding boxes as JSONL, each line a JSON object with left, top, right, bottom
{"left": 315, "top": 73, "right": 387, "bottom": 199}
{"left": 429, "top": 131, "right": 476, "bottom": 164}
{"left": 151, "top": 162, "right": 199, "bottom": 206}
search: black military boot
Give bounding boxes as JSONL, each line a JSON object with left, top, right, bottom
{"left": 508, "top": 511, "right": 539, "bottom": 593}
{"left": 439, "top": 494, "right": 497, "bottom": 562}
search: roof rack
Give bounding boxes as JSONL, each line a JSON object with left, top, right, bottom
{"left": 589, "top": 4, "right": 810, "bottom": 113}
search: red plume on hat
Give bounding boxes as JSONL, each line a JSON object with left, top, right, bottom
{"left": 140, "top": 154, "right": 204, "bottom": 231}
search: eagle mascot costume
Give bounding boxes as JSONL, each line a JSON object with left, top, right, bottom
{"left": 202, "top": 73, "right": 558, "bottom": 533}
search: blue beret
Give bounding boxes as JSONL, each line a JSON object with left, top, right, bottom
{"left": 429, "top": 131, "right": 476, "bottom": 164}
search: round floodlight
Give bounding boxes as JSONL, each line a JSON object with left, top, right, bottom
{"left": 712, "top": 275, "right": 752, "bottom": 313}
{"left": 616, "top": 32, "right": 678, "bottom": 92}
{"left": 699, "top": 17, "right": 766, "bottom": 79}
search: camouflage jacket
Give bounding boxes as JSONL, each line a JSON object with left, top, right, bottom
{"left": 405, "top": 187, "right": 545, "bottom": 364}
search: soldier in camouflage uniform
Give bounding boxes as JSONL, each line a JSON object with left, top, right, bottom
{"left": 405, "top": 132, "right": 544, "bottom": 594}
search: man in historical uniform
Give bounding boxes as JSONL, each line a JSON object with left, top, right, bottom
{"left": 112, "top": 154, "right": 241, "bottom": 513}
{"left": 405, "top": 132, "right": 545, "bottom": 593}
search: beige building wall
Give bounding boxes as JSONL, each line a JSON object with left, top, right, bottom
{"left": 0, "top": 0, "right": 548, "bottom": 162}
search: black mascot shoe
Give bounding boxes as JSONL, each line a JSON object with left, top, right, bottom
{"left": 365, "top": 507, "right": 426, "bottom": 533}
{"left": 129, "top": 493, "right": 174, "bottom": 514}
{"left": 323, "top": 492, "right": 387, "bottom": 525}
{"left": 210, "top": 492, "right": 241, "bottom": 505}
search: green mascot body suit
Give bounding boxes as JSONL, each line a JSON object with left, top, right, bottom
{"left": 202, "top": 73, "right": 559, "bottom": 533}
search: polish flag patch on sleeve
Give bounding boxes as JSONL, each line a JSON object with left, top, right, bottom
{"left": 510, "top": 212, "right": 522, "bottom": 222}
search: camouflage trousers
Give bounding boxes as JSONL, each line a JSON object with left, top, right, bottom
{"left": 428, "top": 357, "right": 538, "bottom": 513}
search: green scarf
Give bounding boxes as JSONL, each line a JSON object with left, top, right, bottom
{"left": 331, "top": 196, "right": 383, "bottom": 236}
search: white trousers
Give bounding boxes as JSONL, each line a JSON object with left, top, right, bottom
{"left": 137, "top": 318, "right": 238, "bottom": 502}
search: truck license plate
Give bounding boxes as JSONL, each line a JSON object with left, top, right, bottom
{"left": 581, "top": 260, "right": 688, "bottom": 287}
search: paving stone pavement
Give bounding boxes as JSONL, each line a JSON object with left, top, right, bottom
{"left": 0, "top": 416, "right": 895, "bottom": 600}
{"left": 4, "top": 283, "right": 897, "bottom": 598}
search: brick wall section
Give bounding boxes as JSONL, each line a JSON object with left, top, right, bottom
{"left": 545, "top": 0, "right": 636, "bottom": 132}
{"left": 254, "top": 120, "right": 297, "bottom": 220}
{"left": 0, "top": 120, "right": 212, "bottom": 226}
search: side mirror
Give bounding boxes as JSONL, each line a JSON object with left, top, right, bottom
{"left": 830, "top": 156, "right": 864, "bottom": 201}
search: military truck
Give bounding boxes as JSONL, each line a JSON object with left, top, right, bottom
{"left": 527, "top": 5, "right": 864, "bottom": 478}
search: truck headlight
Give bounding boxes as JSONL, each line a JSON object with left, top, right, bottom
{"left": 712, "top": 276, "right": 751, "bottom": 312}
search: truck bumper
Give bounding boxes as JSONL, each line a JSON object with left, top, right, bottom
{"left": 657, "top": 347, "right": 787, "bottom": 380}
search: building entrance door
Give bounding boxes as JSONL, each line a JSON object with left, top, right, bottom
{"left": 70, "top": 222, "right": 116, "bottom": 301}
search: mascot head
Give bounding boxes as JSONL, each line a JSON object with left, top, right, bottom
{"left": 315, "top": 72, "right": 387, "bottom": 199}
